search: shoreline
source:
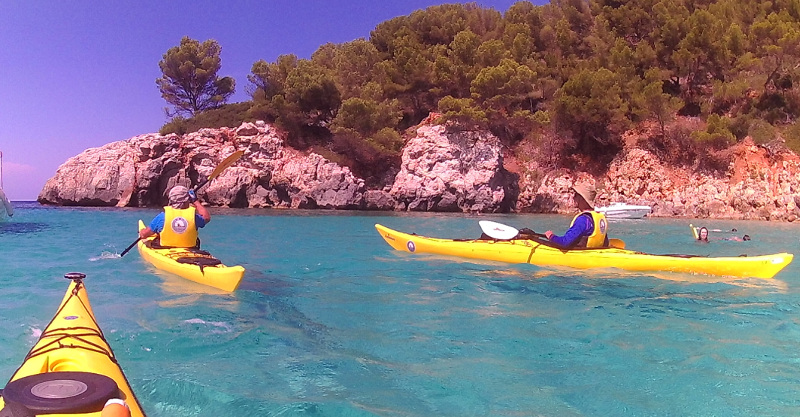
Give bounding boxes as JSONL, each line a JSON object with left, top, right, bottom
{"left": 12, "top": 200, "right": 800, "bottom": 224}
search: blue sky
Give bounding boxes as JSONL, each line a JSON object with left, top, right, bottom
{"left": 0, "top": 0, "right": 546, "bottom": 200}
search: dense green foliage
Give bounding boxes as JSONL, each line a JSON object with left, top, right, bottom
{"left": 159, "top": 102, "right": 252, "bottom": 135}
{"left": 163, "top": 1, "right": 800, "bottom": 182}
{"left": 157, "top": 37, "right": 236, "bottom": 117}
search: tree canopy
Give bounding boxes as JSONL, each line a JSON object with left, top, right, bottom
{"left": 162, "top": 1, "right": 800, "bottom": 182}
{"left": 157, "top": 36, "right": 235, "bottom": 117}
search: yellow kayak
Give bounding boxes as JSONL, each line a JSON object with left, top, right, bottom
{"left": 0, "top": 273, "right": 145, "bottom": 417}
{"left": 375, "top": 224, "right": 794, "bottom": 279}
{"left": 137, "top": 220, "right": 244, "bottom": 292}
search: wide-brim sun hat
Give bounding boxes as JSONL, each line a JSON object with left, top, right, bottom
{"left": 571, "top": 183, "right": 596, "bottom": 208}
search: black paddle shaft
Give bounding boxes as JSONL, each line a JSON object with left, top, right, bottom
{"left": 119, "top": 238, "right": 140, "bottom": 257}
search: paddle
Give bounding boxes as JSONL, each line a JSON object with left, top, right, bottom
{"left": 192, "top": 150, "right": 245, "bottom": 192}
{"left": 479, "top": 220, "right": 626, "bottom": 249}
{"left": 120, "top": 150, "right": 245, "bottom": 257}
{"left": 479, "top": 220, "right": 546, "bottom": 240}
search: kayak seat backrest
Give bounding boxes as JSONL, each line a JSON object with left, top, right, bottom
{"left": 146, "top": 237, "right": 201, "bottom": 250}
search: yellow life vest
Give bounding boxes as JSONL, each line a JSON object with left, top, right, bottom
{"left": 569, "top": 211, "right": 608, "bottom": 248}
{"left": 160, "top": 206, "right": 198, "bottom": 248}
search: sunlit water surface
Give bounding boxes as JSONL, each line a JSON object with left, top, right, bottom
{"left": 1, "top": 202, "right": 799, "bottom": 416}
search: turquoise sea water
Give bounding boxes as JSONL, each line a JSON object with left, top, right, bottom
{"left": 1, "top": 202, "right": 799, "bottom": 417}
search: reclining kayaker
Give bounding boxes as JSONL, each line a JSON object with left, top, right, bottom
{"left": 139, "top": 185, "right": 211, "bottom": 248}
{"left": 544, "top": 183, "right": 610, "bottom": 249}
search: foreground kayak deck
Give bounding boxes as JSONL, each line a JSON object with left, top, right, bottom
{"left": 375, "top": 224, "right": 793, "bottom": 279}
{"left": 137, "top": 220, "right": 244, "bottom": 292}
{"left": 0, "top": 273, "right": 145, "bottom": 416}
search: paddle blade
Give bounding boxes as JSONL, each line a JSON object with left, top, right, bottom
{"left": 479, "top": 220, "right": 519, "bottom": 240}
{"left": 208, "top": 150, "right": 244, "bottom": 181}
{"left": 609, "top": 238, "right": 625, "bottom": 249}
{"left": 194, "top": 150, "right": 245, "bottom": 192}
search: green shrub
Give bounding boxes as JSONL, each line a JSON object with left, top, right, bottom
{"left": 330, "top": 129, "right": 401, "bottom": 186}
{"left": 784, "top": 124, "right": 800, "bottom": 154}
{"left": 371, "top": 128, "right": 405, "bottom": 153}
{"left": 437, "top": 96, "right": 487, "bottom": 129}
{"left": 747, "top": 120, "right": 776, "bottom": 145}
{"left": 159, "top": 102, "right": 254, "bottom": 135}
{"left": 639, "top": 124, "right": 698, "bottom": 167}
{"left": 159, "top": 116, "right": 189, "bottom": 135}
{"left": 691, "top": 114, "right": 735, "bottom": 150}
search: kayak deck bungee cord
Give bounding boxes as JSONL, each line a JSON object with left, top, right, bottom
{"left": 0, "top": 272, "right": 145, "bottom": 417}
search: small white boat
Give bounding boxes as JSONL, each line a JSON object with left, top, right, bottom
{"left": 595, "top": 202, "right": 651, "bottom": 219}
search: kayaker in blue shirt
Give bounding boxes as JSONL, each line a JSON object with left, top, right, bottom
{"left": 139, "top": 185, "right": 211, "bottom": 248}
{"left": 544, "top": 183, "right": 609, "bottom": 249}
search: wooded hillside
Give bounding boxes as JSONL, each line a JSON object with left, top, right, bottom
{"left": 161, "top": 0, "right": 800, "bottom": 185}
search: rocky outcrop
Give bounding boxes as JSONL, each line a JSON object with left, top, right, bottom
{"left": 39, "top": 122, "right": 369, "bottom": 209}
{"left": 517, "top": 140, "right": 800, "bottom": 221}
{"left": 38, "top": 119, "right": 518, "bottom": 212}
{"left": 389, "top": 124, "right": 518, "bottom": 212}
{"left": 37, "top": 142, "right": 140, "bottom": 206}
{"left": 38, "top": 117, "right": 800, "bottom": 220}
{"left": 601, "top": 141, "right": 800, "bottom": 221}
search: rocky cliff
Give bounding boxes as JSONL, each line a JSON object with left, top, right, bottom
{"left": 39, "top": 120, "right": 517, "bottom": 212}
{"left": 39, "top": 118, "right": 800, "bottom": 221}
{"left": 389, "top": 123, "right": 517, "bottom": 212}
{"left": 517, "top": 139, "right": 800, "bottom": 221}
{"left": 39, "top": 122, "right": 369, "bottom": 209}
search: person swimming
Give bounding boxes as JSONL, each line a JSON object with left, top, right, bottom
{"left": 724, "top": 234, "right": 751, "bottom": 242}
{"left": 695, "top": 225, "right": 749, "bottom": 242}
{"left": 697, "top": 227, "right": 709, "bottom": 242}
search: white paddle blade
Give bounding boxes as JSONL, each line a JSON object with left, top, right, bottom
{"left": 479, "top": 220, "right": 519, "bottom": 240}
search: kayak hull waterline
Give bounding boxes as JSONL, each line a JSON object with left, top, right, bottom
{"left": 137, "top": 220, "right": 244, "bottom": 292}
{"left": 0, "top": 276, "right": 145, "bottom": 416}
{"left": 374, "top": 224, "right": 793, "bottom": 279}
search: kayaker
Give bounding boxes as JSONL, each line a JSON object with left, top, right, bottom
{"left": 544, "top": 183, "right": 609, "bottom": 248}
{"left": 138, "top": 185, "right": 211, "bottom": 248}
